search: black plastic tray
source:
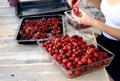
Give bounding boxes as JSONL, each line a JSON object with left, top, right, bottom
{"left": 16, "top": 15, "right": 66, "bottom": 44}
{"left": 15, "top": 0, "right": 71, "bottom": 18}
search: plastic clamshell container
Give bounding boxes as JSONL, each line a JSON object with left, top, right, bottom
{"left": 16, "top": 15, "right": 66, "bottom": 44}
{"left": 37, "top": 31, "right": 114, "bottom": 78}
{"left": 64, "top": 10, "right": 90, "bottom": 29}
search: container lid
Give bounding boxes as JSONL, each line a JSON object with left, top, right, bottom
{"left": 15, "top": 0, "right": 72, "bottom": 18}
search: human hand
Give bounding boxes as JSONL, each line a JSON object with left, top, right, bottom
{"left": 71, "top": 7, "right": 95, "bottom": 26}
{"left": 67, "top": 0, "right": 81, "bottom": 8}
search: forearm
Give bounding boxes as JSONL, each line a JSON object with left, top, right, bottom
{"left": 92, "top": 19, "right": 120, "bottom": 40}
{"left": 87, "top": 0, "right": 102, "bottom": 9}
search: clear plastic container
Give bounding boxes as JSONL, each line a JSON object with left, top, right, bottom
{"left": 64, "top": 10, "right": 90, "bottom": 29}
{"left": 37, "top": 31, "right": 114, "bottom": 78}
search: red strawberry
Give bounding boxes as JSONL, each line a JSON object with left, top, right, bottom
{"left": 87, "top": 58, "right": 93, "bottom": 64}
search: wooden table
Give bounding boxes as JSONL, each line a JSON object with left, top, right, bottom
{"left": 0, "top": 3, "right": 110, "bottom": 81}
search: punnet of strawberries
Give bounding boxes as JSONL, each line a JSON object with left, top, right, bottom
{"left": 39, "top": 34, "right": 113, "bottom": 78}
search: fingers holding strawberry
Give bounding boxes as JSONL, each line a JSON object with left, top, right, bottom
{"left": 72, "top": 6, "right": 81, "bottom": 17}
{"left": 71, "top": 7, "right": 95, "bottom": 26}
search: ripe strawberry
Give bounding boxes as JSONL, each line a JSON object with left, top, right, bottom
{"left": 85, "top": 54, "right": 92, "bottom": 58}
{"left": 63, "top": 46, "right": 67, "bottom": 51}
{"left": 66, "top": 52, "right": 72, "bottom": 57}
{"left": 86, "top": 66, "right": 92, "bottom": 71}
{"left": 88, "top": 44, "right": 95, "bottom": 48}
{"left": 57, "top": 56, "right": 62, "bottom": 61}
{"left": 67, "top": 62, "right": 73, "bottom": 68}
{"left": 67, "top": 71, "right": 73, "bottom": 76}
{"left": 98, "top": 62, "right": 104, "bottom": 67}
{"left": 75, "top": 58, "right": 80, "bottom": 63}
{"left": 69, "top": 66, "right": 75, "bottom": 70}
{"left": 54, "top": 38, "right": 60, "bottom": 45}
{"left": 102, "top": 52, "right": 108, "bottom": 58}
{"left": 67, "top": 45, "right": 72, "bottom": 50}
{"left": 92, "top": 57, "right": 97, "bottom": 62}
{"left": 98, "top": 55, "right": 104, "bottom": 61}
{"left": 73, "top": 7, "right": 81, "bottom": 17}
{"left": 80, "top": 67, "right": 85, "bottom": 72}
{"left": 86, "top": 48, "right": 94, "bottom": 54}
{"left": 93, "top": 52, "right": 99, "bottom": 58}
{"left": 81, "top": 57, "right": 87, "bottom": 64}
{"left": 61, "top": 63, "right": 68, "bottom": 69}
{"left": 94, "top": 63, "right": 99, "bottom": 68}
{"left": 59, "top": 49, "right": 64, "bottom": 54}
{"left": 87, "top": 58, "right": 93, "bottom": 64}
{"left": 74, "top": 70, "right": 80, "bottom": 75}
{"left": 104, "top": 59, "right": 110, "bottom": 65}
{"left": 78, "top": 60, "right": 83, "bottom": 65}
{"left": 62, "top": 58, "right": 69, "bottom": 63}
{"left": 76, "top": 64, "right": 81, "bottom": 67}
{"left": 48, "top": 47, "right": 52, "bottom": 52}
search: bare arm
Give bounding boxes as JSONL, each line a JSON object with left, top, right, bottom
{"left": 83, "top": 0, "right": 120, "bottom": 40}
{"left": 87, "top": 0, "right": 102, "bottom": 9}
{"left": 92, "top": 18, "right": 120, "bottom": 40}
{"left": 72, "top": 8, "right": 120, "bottom": 40}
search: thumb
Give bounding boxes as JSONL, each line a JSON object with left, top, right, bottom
{"left": 78, "top": 8, "right": 87, "bottom": 16}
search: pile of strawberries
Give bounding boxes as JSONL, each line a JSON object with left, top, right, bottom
{"left": 19, "top": 17, "right": 62, "bottom": 40}
{"left": 40, "top": 34, "right": 110, "bottom": 77}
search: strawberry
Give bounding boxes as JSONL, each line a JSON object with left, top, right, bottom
{"left": 87, "top": 58, "right": 93, "bottom": 64}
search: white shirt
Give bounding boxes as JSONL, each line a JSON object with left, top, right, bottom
{"left": 100, "top": 0, "right": 120, "bottom": 40}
